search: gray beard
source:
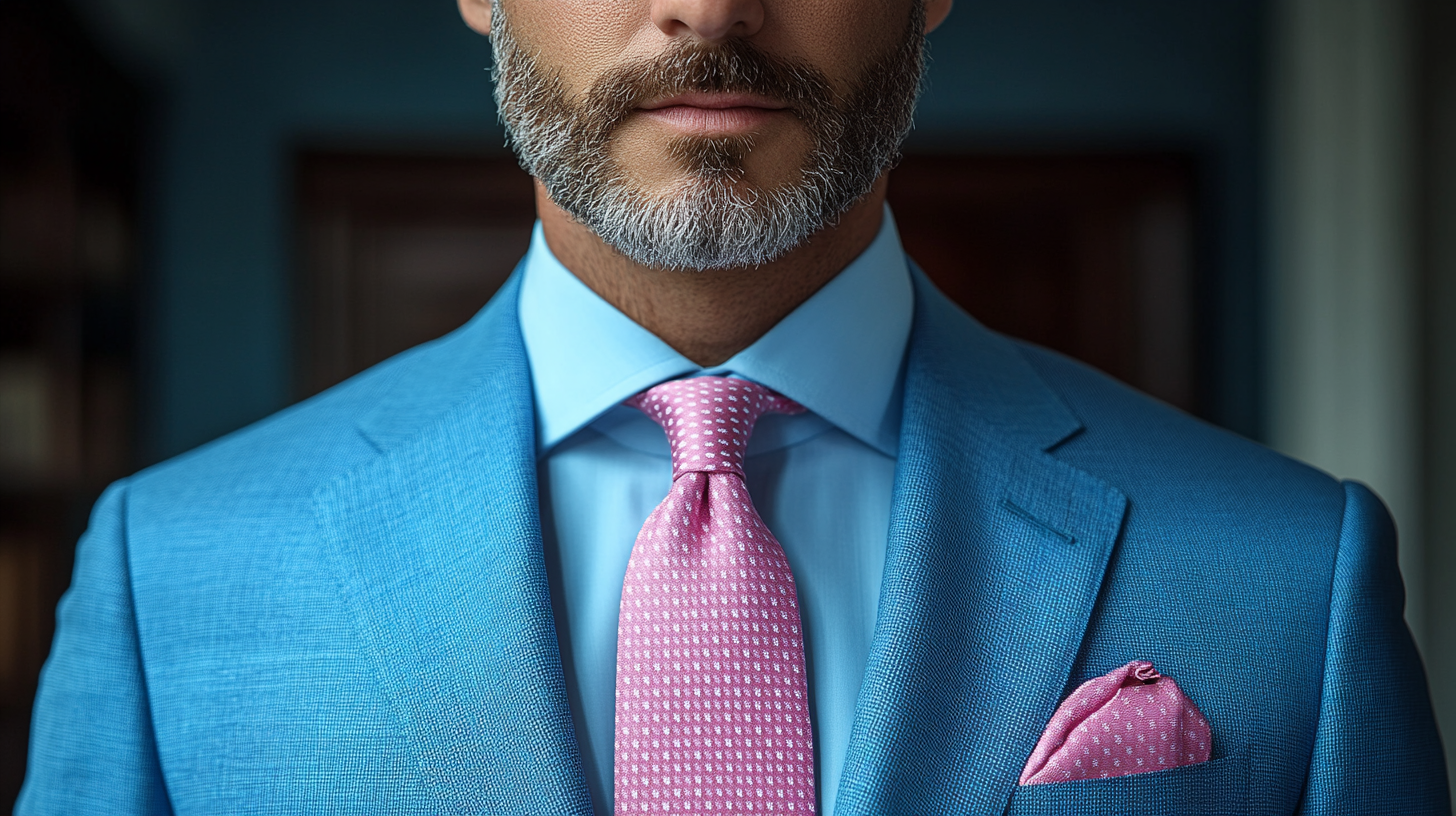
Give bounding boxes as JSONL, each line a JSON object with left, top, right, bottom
{"left": 489, "top": 2, "right": 925, "bottom": 271}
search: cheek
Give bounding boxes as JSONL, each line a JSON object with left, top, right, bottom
{"left": 500, "top": 0, "right": 649, "bottom": 96}
{"left": 762, "top": 0, "right": 914, "bottom": 93}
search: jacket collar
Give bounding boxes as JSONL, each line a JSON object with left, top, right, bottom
{"left": 518, "top": 208, "right": 913, "bottom": 458}
{"left": 318, "top": 262, "right": 1126, "bottom": 814}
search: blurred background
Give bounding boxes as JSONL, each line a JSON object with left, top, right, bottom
{"left": 1, "top": 0, "right": 1453, "bottom": 802}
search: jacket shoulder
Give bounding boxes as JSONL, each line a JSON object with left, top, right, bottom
{"left": 128, "top": 278, "right": 523, "bottom": 514}
{"left": 1012, "top": 340, "right": 1347, "bottom": 527}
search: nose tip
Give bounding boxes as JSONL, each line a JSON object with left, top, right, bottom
{"left": 650, "top": 0, "right": 766, "bottom": 42}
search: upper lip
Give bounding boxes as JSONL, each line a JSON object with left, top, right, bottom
{"left": 637, "top": 92, "right": 788, "bottom": 111}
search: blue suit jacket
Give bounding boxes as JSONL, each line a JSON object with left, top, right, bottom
{"left": 17, "top": 268, "right": 1449, "bottom": 815}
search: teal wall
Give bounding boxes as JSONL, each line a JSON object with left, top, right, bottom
{"left": 82, "top": 0, "right": 1267, "bottom": 460}
{"left": 134, "top": 0, "right": 503, "bottom": 459}
{"left": 911, "top": 1, "right": 1266, "bottom": 440}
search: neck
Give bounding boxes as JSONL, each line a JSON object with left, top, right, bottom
{"left": 536, "top": 175, "right": 889, "bottom": 366}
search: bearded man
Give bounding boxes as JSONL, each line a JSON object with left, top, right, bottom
{"left": 16, "top": 0, "right": 1448, "bottom": 813}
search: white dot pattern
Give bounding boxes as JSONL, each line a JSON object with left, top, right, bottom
{"left": 1018, "top": 660, "right": 1212, "bottom": 785}
{"left": 616, "top": 377, "right": 815, "bottom": 814}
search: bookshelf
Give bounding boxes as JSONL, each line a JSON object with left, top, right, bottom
{"left": 0, "top": 0, "right": 144, "bottom": 800}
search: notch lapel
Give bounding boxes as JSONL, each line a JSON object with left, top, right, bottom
{"left": 313, "top": 276, "right": 593, "bottom": 815}
{"left": 835, "top": 270, "right": 1129, "bottom": 814}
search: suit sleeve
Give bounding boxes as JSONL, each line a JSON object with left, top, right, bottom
{"left": 1297, "top": 481, "right": 1450, "bottom": 814}
{"left": 14, "top": 481, "right": 173, "bottom": 815}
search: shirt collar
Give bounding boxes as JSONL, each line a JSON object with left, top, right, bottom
{"left": 518, "top": 206, "right": 914, "bottom": 457}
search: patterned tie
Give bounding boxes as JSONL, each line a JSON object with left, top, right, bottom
{"left": 615, "top": 376, "right": 817, "bottom": 814}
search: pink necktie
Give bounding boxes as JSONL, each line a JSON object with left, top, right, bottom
{"left": 615, "top": 376, "right": 816, "bottom": 814}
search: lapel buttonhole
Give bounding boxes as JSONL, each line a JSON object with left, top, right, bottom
{"left": 1002, "top": 498, "right": 1076, "bottom": 547}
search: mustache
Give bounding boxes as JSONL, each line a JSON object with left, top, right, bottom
{"left": 575, "top": 38, "right": 839, "bottom": 141}
{"left": 489, "top": 0, "right": 926, "bottom": 269}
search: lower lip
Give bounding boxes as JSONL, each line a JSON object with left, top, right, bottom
{"left": 637, "top": 106, "right": 789, "bottom": 136}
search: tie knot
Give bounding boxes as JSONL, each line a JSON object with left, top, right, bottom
{"left": 627, "top": 376, "right": 804, "bottom": 478}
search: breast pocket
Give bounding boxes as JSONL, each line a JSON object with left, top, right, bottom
{"left": 1004, "top": 745, "right": 1250, "bottom": 816}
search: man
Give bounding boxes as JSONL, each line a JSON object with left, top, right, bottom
{"left": 16, "top": 0, "right": 1448, "bottom": 813}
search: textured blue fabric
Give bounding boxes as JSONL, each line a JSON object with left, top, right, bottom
{"left": 518, "top": 212, "right": 912, "bottom": 814}
{"left": 1297, "top": 482, "right": 1450, "bottom": 813}
{"left": 16, "top": 263, "right": 1448, "bottom": 814}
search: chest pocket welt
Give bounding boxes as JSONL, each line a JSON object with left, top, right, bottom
{"left": 1004, "top": 744, "right": 1250, "bottom": 816}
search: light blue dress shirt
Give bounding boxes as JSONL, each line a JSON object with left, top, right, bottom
{"left": 518, "top": 208, "right": 913, "bottom": 815}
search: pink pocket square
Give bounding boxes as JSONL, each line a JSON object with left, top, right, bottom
{"left": 1019, "top": 660, "right": 1211, "bottom": 785}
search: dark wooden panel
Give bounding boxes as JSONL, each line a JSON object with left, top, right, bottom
{"left": 296, "top": 153, "right": 537, "bottom": 397}
{"left": 0, "top": 0, "right": 144, "bottom": 801}
{"left": 296, "top": 152, "right": 1199, "bottom": 414}
{"left": 889, "top": 154, "right": 1198, "bottom": 411}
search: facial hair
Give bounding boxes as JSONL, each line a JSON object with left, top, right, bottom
{"left": 490, "top": 1, "right": 926, "bottom": 271}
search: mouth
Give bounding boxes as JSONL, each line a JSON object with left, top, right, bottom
{"left": 635, "top": 92, "right": 791, "bottom": 136}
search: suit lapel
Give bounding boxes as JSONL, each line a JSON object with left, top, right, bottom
{"left": 314, "top": 275, "right": 593, "bottom": 815}
{"left": 835, "top": 269, "right": 1129, "bottom": 814}
{"left": 308, "top": 262, "right": 1123, "bottom": 814}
